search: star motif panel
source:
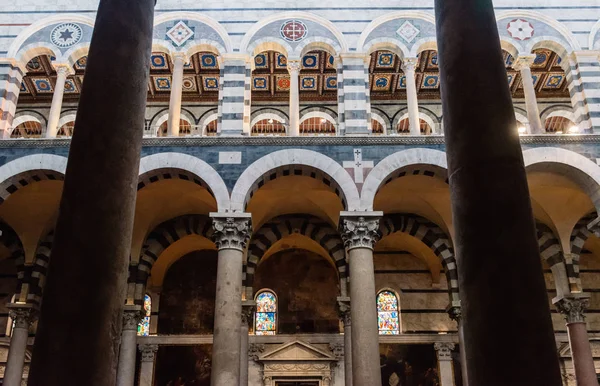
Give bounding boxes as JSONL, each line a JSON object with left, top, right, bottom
{"left": 166, "top": 20, "right": 195, "bottom": 47}
{"left": 50, "top": 23, "right": 83, "bottom": 48}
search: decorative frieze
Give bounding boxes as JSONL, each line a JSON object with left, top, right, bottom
{"left": 122, "top": 308, "right": 144, "bottom": 331}
{"left": 249, "top": 343, "right": 266, "bottom": 361}
{"left": 337, "top": 296, "right": 351, "bottom": 326}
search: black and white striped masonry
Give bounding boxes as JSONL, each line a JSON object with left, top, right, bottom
{"left": 219, "top": 55, "right": 249, "bottom": 136}
{"left": 0, "top": 62, "right": 24, "bottom": 139}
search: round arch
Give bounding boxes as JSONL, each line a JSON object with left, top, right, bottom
{"left": 153, "top": 12, "right": 233, "bottom": 54}
{"left": 495, "top": 10, "right": 580, "bottom": 53}
{"left": 361, "top": 148, "right": 448, "bottom": 210}
{"left": 540, "top": 105, "right": 576, "bottom": 124}
{"left": 200, "top": 113, "right": 219, "bottom": 136}
{"left": 251, "top": 112, "right": 288, "bottom": 130}
{"left": 0, "top": 154, "right": 67, "bottom": 203}
{"left": 138, "top": 153, "right": 230, "bottom": 212}
{"left": 231, "top": 149, "right": 361, "bottom": 212}
{"left": 8, "top": 14, "right": 96, "bottom": 61}
{"left": 523, "top": 147, "right": 600, "bottom": 214}
{"left": 392, "top": 111, "right": 438, "bottom": 134}
{"left": 371, "top": 112, "right": 388, "bottom": 134}
{"left": 590, "top": 19, "right": 600, "bottom": 50}
{"left": 240, "top": 12, "right": 348, "bottom": 57}
{"left": 150, "top": 110, "right": 195, "bottom": 135}
{"left": 245, "top": 214, "right": 346, "bottom": 294}
{"left": 299, "top": 110, "right": 336, "bottom": 125}
{"left": 379, "top": 214, "right": 459, "bottom": 304}
{"left": 363, "top": 39, "right": 408, "bottom": 59}
{"left": 357, "top": 11, "right": 436, "bottom": 54}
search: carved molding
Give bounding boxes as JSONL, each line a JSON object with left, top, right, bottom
{"left": 212, "top": 217, "right": 252, "bottom": 251}
{"left": 447, "top": 305, "right": 461, "bottom": 324}
{"left": 241, "top": 302, "right": 256, "bottom": 325}
{"left": 339, "top": 215, "right": 381, "bottom": 251}
{"left": 138, "top": 344, "right": 159, "bottom": 362}
{"left": 249, "top": 343, "right": 266, "bottom": 361}
{"left": 337, "top": 297, "right": 351, "bottom": 326}
{"left": 434, "top": 342, "right": 455, "bottom": 361}
{"left": 329, "top": 343, "right": 344, "bottom": 360}
{"left": 4, "top": 134, "right": 599, "bottom": 149}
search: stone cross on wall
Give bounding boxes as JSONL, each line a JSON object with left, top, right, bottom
{"left": 343, "top": 148, "right": 374, "bottom": 190}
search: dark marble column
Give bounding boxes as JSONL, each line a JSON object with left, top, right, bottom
{"left": 555, "top": 295, "right": 599, "bottom": 386}
{"left": 27, "top": 0, "right": 154, "bottom": 385}
{"left": 240, "top": 300, "right": 255, "bottom": 386}
{"left": 337, "top": 296, "right": 352, "bottom": 386}
{"left": 434, "top": 0, "right": 562, "bottom": 385}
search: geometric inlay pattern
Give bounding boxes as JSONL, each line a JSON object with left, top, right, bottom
{"left": 396, "top": 20, "right": 420, "bottom": 43}
{"left": 166, "top": 20, "right": 195, "bottom": 47}
{"left": 280, "top": 20, "right": 308, "bottom": 42}
{"left": 50, "top": 23, "right": 82, "bottom": 48}
{"left": 507, "top": 19, "right": 534, "bottom": 41}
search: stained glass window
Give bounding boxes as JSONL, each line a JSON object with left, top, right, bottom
{"left": 377, "top": 290, "right": 400, "bottom": 335}
{"left": 255, "top": 290, "right": 277, "bottom": 335}
{"left": 137, "top": 294, "right": 151, "bottom": 336}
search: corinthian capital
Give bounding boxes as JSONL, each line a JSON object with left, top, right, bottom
{"left": 401, "top": 57, "right": 419, "bottom": 73}
{"left": 513, "top": 55, "right": 536, "bottom": 71}
{"left": 287, "top": 60, "right": 301, "bottom": 73}
{"left": 122, "top": 306, "right": 144, "bottom": 331}
{"left": 434, "top": 342, "right": 455, "bottom": 361}
{"left": 139, "top": 344, "right": 159, "bottom": 362}
{"left": 554, "top": 294, "right": 590, "bottom": 324}
{"left": 339, "top": 212, "right": 382, "bottom": 251}
{"left": 7, "top": 303, "right": 38, "bottom": 329}
{"left": 210, "top": 213, "right": 252, "bottom": 251}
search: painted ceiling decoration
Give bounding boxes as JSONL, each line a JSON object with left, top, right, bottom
{"left": 17, "top": 48, "right": 568, "bottom": 103}
{"left": 251, "top": 50, "right": 337, "bottom": 102}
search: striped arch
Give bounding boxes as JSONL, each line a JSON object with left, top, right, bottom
{"left": 0, "top": 222, "right": 25, "bottom": 303}
{"left": 379, "top": 214, "right": 459, "bottom": 303}
{"left": 244, "top": 215, "right": 345, "bottom": 294}
{"left": 536, "top": 223, "right": 563, "bottom": 267}
{"left": 569, "top": 211, "right": 598, "bottom": 293}
{"left": 17, "top": 230, "right": 54, "bottom": 306}
{"left": 231, "top": 149, "right": 360, "bottom": 212}
{"left": 131, "top": 214, "right": 214, "bottom": 304}
{"left": 0, "top": 154, "right": 67, "bottom": 204}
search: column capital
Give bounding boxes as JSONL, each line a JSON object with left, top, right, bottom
{"left": 210, "top": 213, "right": 252, "bottom": 251}
{"left": 329, "top": 343, "right": 344, "bottom": 360}
{"left": 52, "top": 62, "right": 74, "bottom": 76}
{"left": 337, "top": 296, "right": 351, "bottom": 326}
{"left": 446, "top": 301, "right": 462, "bottom": 323}
{"left": 138, "top": 344, "right": 159, "bottom": 362}
{"left": 434, "top": 342, "right": 455, "bottom": 361}
{"left": 513, "top": 55, "right": 536, "bottom": 71}
{"left": 287, "top": 59, "right": 301, "bottom": 73}
{"left": 7, "top": 303, "right": 38, "bottom": 329}
{"left": 171, "top": 51, "right": 189, "bottom": 65}
{"left": 401, "top": 57, "right": 419, "bottom": 72}
{"left": 554, "top": 294, "right": 590, "bottom": 323}
{"left": 122, "top": 305, "right": 144, "bottom": 331}
{"left": 241, "top": 300, "right": 256, "bottom": 325}
{"left": 338, "top": 211, "right": 382, "bottom": 251}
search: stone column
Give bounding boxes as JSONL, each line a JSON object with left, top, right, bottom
{"left": 339, "top": 212, "right": 382, "bottom": 386}
{"left": 117, "top": 307, "right": 143, "bottom": 386}
{"left": 27, "top": 0, "right": 155, "bottom": 384}
{"left": 337, "top": 296, "right": 352, "bottom": 386}
{"left": 210, "top": 213, "right": 252, "bottom": 386}
{"left": 554, "top": 295, "right": 599, "bottom": 386}
{"left": 4, "top": 304, "right": 36, "bottom": 386}
{"left": 240, "top": 300, "right": 255, "bottom": 386}
{"left": 168, "top": 52, "right": 187, "bottom": 137}
{"left": 514, "top": 56, "right": 543, "bottom": 134}
{"left": 0, "top": 60, "right": 24, "bottom": 138}
{"left": 434, "top": 0, "right": 563, "bottom": 385}
{"left": 402, "top": 57, "right": 421, "bottom": 135}
{"left": 138, "top": 344, "right": 158, "bottom": 386}
{"left": 435, "top": 343, "right": 456, "bottom": 386}
{"left": 45, "top": 64, "right": 72, "bottom": 138}
{"left": 447, "top": 304, "right": 467, "bottom": 386}
{"left": 287, "top": 60, "right": 301, "bottom": 136}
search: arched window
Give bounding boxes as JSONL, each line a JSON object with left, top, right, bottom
{"left": 397, "top": 118, "right": 431, "bottom": 135}
{"left": 377, "top": 290, "right": 400, "bottom": 335}
{"left": 10, "top": 121, "right": 42, "bottom": 138}
{"left": 252, "top": 119, "right": 286, "bottom": 136}
{"left": 57, "top": 121, "right": 75, "bottom": 137}
{"left": 371, "top": 119, "right": 384, "bottom": 135}
{"left": 255, "top": 290, "right": 277, "bottom": 335}
{"left": 137, "top": 294, "right": 151, "bottom": 336}
{"left": 204, "top": 119, "right": 218, "bottom": 136}
{"left": 157, "top": 119, "right": 192, "bottom": 137}
{"left": 299, "top": 117, "right": 336, "bottom": 135}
